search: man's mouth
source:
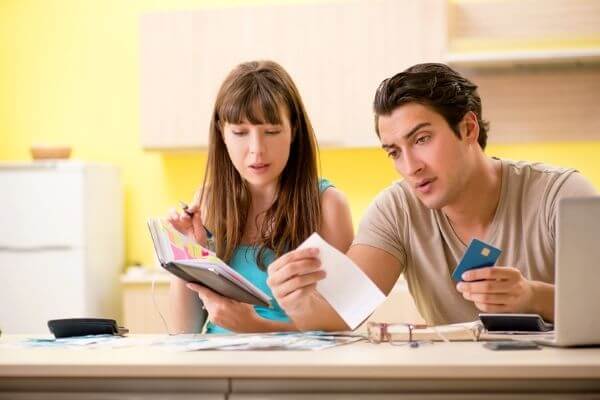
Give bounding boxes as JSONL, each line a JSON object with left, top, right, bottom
{"left": 415, "top": 178, "right": 436, "bottom": 193}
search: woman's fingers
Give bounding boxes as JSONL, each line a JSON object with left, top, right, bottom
{"left": 191, "top": 210, "right": 207, "bottom": 246}
{"left": 168, "top": 208, "right": 192, "bottom": 233}
{"left": 166, "top": 203, "right": 209, "bottom": 246}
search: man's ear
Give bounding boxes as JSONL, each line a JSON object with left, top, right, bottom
{"left": 460, "top": 111, "right": 480, "bottom": 145}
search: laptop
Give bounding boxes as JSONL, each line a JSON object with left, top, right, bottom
{"left": 536, "top": 196, "right": 600, "bottom": 347}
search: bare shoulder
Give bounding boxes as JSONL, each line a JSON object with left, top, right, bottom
{"left": 320, "top": 186, "right": 350, "bottom": 213}
{"left": 319, "top": 186, "right": 353, "bottom": 252}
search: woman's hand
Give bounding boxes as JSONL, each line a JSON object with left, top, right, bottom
{"left": 186, "top": 283, "right": 264, "bottom": 333}
{"left": 167, "top": 201, "right": 207, "bottom": 246}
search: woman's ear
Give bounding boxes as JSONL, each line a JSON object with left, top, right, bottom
{"left": 461, "top": 111, "right": 480, "bottom": 145}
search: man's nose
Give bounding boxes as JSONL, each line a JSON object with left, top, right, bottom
{"left": 402, "top": 150, "right": 424, "bottom": 176}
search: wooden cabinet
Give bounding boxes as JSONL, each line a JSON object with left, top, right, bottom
{"left": 121, "top": 270, "right": 170, "bottom": 333}
{"left": 139, "top": 0, "right": 600, "bottom": 148}
{"left": 446, "top": 0, "right": 600, "bottom": 143}
{"left": 139, "top": 0, "right": 446, "bottom": 149}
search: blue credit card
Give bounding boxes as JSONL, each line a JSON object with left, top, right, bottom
{"left": 452, "top": 239, "right": 502, "bottom": 282}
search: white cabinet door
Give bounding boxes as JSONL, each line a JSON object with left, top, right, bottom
{"left": 0, "top": 249, "right": 86, "bottom": 333}
{"left": 0, "top": 166, "right": 84, "bottom": 249}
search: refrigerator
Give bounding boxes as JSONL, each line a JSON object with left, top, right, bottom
{"left": 0, "top": 161, "right": 124, "bottom": 333}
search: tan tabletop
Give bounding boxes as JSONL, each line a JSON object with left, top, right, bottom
{"left": 1, "top": 334, "right": 600, "bottom": 397}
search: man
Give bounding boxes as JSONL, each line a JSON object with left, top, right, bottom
{"left": 266, "top": 63, "right": 598, "bottom": 330}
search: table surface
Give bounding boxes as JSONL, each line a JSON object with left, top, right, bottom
{"left": 1, "top": 334, "right": 600, "bottom": 380}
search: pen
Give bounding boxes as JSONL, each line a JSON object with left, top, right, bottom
{"left": 179, "top": 200, "right": 194, "bottom": 217}
{"left": 179, "top": 200, "right": 214, "bottom": 240}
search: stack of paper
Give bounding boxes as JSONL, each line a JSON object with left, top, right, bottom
{"left": 182, "top": 332, "right": 363, "bottom": 351}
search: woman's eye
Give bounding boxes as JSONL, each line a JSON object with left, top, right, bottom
{"left": 265, "top": 130, "right": 281, "bottom": 135}
{"left": 232, "top": 131, "right": 246, "bottom": 136}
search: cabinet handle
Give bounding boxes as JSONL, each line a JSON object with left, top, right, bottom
{"left": 0, "top": 245, "right": 74, "bottom": 252}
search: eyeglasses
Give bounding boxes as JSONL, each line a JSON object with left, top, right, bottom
{"left": 366, "top": 322, "right": 433, "bottom": 348}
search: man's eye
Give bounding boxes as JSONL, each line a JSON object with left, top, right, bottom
{"left": 387, "top": 151, "right": 399, "bottom": 159}
{"left": 416, "top": 135, "right": 431, "bottom": 144}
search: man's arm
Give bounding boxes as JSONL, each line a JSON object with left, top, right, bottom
{"left": 457, "top": 171, "right": 598, "bottom": 322}
{"left": 268, "top": 185, "right": 406, "bottom": 331}
{"left": 347, "top": 245, "right": 402, "bottom": 297}
{"left": 267, "top": 244, "right": 402, "bottom": 331}
{"left": 530, "top": 281, "right": 555, "bottom": 321}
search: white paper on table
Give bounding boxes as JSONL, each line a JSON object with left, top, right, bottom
{"left": 298, "top": 233, "right": 386, "bottom": 330}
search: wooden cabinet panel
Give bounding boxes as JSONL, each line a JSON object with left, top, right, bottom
{"left": 447, "top": 0, "right": 600, "bottom": 143}
{"left": 139, "top": 0, "right": 446, "bottom": 149}
{"left": 468, "top": 68, "right": 600, "bottom": 143}
{"left": 449, "top": 0, "right": 600, "bottom": 50}
{"left": 121, "top": 274, "right": 170, "bottom": 333}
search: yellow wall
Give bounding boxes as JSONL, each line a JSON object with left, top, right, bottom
{"left": 1, "top": 0, "right": 599, "bottom": 268}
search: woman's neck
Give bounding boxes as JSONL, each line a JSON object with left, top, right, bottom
{"left": 247, "top": 181, "right": 278, "bottom": 212}
{"left": 242, "top": 181, "right": 278, "bottom": 244}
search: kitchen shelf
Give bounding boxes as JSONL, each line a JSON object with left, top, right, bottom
{"left": 446, "top": 48, "right": 600, "bottom": 69}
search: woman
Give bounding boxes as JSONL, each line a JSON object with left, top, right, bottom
{"left": 168, "top": 60, "right": 353, "bottom": 333}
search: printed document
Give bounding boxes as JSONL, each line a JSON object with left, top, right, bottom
{"left": 298, "top": 233, "right": 386, "bottom": 329}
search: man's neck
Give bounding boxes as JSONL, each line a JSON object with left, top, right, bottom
{"left": 442, "top": 156, "right": 502, "bottom": 241}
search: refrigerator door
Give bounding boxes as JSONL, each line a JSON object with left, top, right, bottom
{"left": 0, "top": 249, "right": 86, "bottom": 333}
{"left": 0, "top": 165, "right": 84, "bottom": 249}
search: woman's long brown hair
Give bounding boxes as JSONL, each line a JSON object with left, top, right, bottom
{"left": 200, "top": 60, "right": 321, "bottom": 269}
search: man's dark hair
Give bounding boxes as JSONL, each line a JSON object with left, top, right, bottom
{"left": 373, "top": 63, "right": 490, "bottom": 150}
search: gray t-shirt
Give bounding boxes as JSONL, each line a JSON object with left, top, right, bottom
{"left": 354, "top": 159, "right": 598, "bottom": 325}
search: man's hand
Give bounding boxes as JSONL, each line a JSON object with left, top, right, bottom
{"left": 266, "top": 247, "right": 348, "bottom": 331}
{"left": 266, "top": 248, "right": 326, "bottom": 318}
{"left": 456, "top": 266, "right": 536, "bottom": 313}
{"left": 186, "top": 283, "right": 262, "bottom": 332}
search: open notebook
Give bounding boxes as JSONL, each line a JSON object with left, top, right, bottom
{"left": 147, "top": 218, "right": 271, "bottom": 307}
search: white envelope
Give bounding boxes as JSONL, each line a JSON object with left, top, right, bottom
{"left": 298, "top": 233, "right": 386, "bottom": 330}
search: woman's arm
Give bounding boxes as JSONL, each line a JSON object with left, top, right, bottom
{"left": 167, "top": 190, "right": 209, "bottom": 333}
{"left": 186, "top": 283, "right": 297, "bottom": 333}
{"left": 168, "top": 276, "right": 205, "bottom": 333}
{"left": 319, "top": 187, "right": 354, "bottom": 252}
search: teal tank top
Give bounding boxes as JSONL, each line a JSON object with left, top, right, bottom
{"left": 205, "top": 179, "right": 333, "bottom": 334}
